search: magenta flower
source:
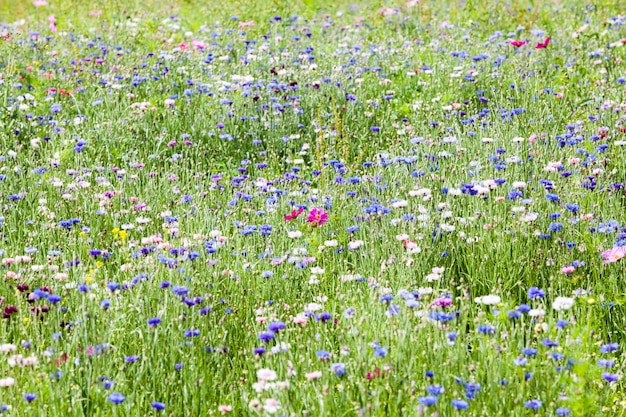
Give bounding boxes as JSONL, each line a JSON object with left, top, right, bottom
{"left": 535, "top": 37, "right": 551, "bottom": 49}
{"left": 284, "top": 207, "right": 304, "bottom": 221}
{"left": 307, "top": 208, "right": 328, "bottom": 227}
{"left": 601, "top": 246, "right": 626, "bottom": 264}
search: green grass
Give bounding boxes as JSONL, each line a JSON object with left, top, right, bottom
{"left": 0, "top": 0, "right": 625, "bottom": 416}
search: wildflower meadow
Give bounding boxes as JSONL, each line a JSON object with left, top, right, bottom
{"left": 0, "top": 0, "right": 625, "bottom": 415}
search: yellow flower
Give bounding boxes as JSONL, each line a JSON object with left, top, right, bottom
{"left": 23, "top": 317, "right": 29, "bottom": 324}
{"left": 95, "top": 261, "right": 103, "bottom": 268}
{"left": 112, "top": 228, "right": 120, "bottom": 234}
{"left": 119, "top": 230, "right": 128, "bottom": 239}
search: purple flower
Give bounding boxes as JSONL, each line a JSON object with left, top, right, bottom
{"left": 528, "top": 287, "right": 545, "bottom": 300}
{"left": 258, "top": 331, "right": 275, "bottom": 343}
{"left": 600, "top": 343, "right": 618, "bottom": 353}
{"left": 602, "top": 373, "right": 619, "bottom": 383}
{"left": 451, "top": 399, "right": 468, "bottom": 410}
{"left": 147, "top": 317, "right": 161, "bottom": 326}
{"left": 330, "top": 362, "right": 346, "bottom": 377}
{"left": 524, "top": 399, "right": 542, "bottom": 410}
{"left": 418, "top": 396, "right": 438, "bottom": 406}
{"left": 316, "top": 312, "right": 332, "bottom": 322}
{"left": 151, "top": 402, "right": 166, "bottom": 411}
{"left": 268, "top": 321, "right": 286, "bottom": 332}
{"left": 107, "top": 392, "right": 126, "bottom": 405}
{"left": 23, "top": 393, "right": 36, "bottom": 403}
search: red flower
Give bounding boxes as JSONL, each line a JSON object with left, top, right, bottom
{"left": 366, "top": 367, "right": 381, "bottom": 380}
{"left": 510, "top": 40, "right": 526, "bottom": 47}
{"left": 284, "top": 207, "right": 304, "bottom": 221}
{"left": 535, "top": 37, "right": 551, "bottom": 49}
{"left": 55, "top": 352, "right": 69, "bottom": 366}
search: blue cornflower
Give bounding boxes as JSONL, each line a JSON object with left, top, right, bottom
{"left": 418, "top": 396, "right": 438, "bottom": 406}
{"left": 514, "top": 357, "right": 528, "bottom": 366}
{"left": 524, "top": 399, "right": 542, "bottom": 411}
{"left": 151, "top": 402, "right": 166, "bottom": 411}
{"left": 600, "top": 343, "right": 619, "bottom": 353}
{"left": 316, "top": 312, "right": 332, "bottom": 322}
{"left": 598, "top": 359, "right": 615, "bottom": 368}
{"left": 108, "top": 392, "right": 126, "bottom": 405}
{"left": 316, "top": 350, "right": 330, "bottom": 360}
{"left": 451, "top": 399, "right": 468, "bottom": 409}
{"left": 147, "top": 317, "right": 161, "bottom": 326}
{"left": 528, "top": 287, "right": 545, "bottom": 300}
{"left": 258, "top": 331, "right": 275, "bottom": 343}
{"left": 23, "top": 393, "right": 37, "bottom": 403}
{"left": 331, "top": 362, "right": 346, "bottom": 377}
{"left": 477, "top": 325, "right": 495, "bottom": 335}
{"left": 427, "top": 384, "right": 444, "bottom": 396}
{"left": 374, "top": 346, "right": 387, "bottom": 357}
{"left": 268, "top": 322, "right": 286, "bottom": 332}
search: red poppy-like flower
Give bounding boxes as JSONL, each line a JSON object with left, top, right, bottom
{"left": 510, "top": 40, "right": 526, "bottom": 47}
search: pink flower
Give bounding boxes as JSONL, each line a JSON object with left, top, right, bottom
{"left": 535, "top": 37, "right": 551, "bottom": 49}
{"left": 33, "top": 0, "right": 47, "bottom": 6}
{"left": 510, "top": 40, "right": 526, "bottom": 47}
{"left": 48, "top": 15, "right": 56, "bottom": 33}
{"left": 307, "top": 208, "right": 328, "bottom": 227}
{"left": 601, "top": 246, "right": 626, "bottom": 264}
{"left": 293, "top": 314, "right": 308, "bottom": 325}
{"left": 305, "top": 370, "right": 322, "bottom": 380}
{"left": 89, "top": 10, "right": 102, "bottom": 16}
{"left": 191, "top": 39, "right": 205, "bottom": 50}
{"left": 560, "top": 266, "right": 575, "bottom": 274}
{"left": 377, "top": 7, "right": 396, "bottom": 16}
{"left": 284, "top": 207, "right": 303, "bottom": 221}
{"left": 238, "top": 20, "right": 255, "bottom": 28}
{"left": 218, "top": 405, "right": 232, "bottom": 414}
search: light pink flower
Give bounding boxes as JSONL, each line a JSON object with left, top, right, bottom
{"left": 48, "top": 15, "right": 56, "bottom": 33}
{"left": 561, "top": 266, "right": 575, "bottom": 274}
{"left": 305, "top": 370, "right": 322, "bottom": 380}
{"left": 238, "top": 21, "right": 255, "bottom": 28}
{"left": 0, "top": 377, "right": 15, "bottom": 387}
{"left": 218, "top": 405, "right": 232, "bottom": 414}
{"left": 33, "top": 0, "right": 47, "bottom": 6}
{"left": 293, "top": 313, "right": 308, "bottom": 325}
{"left": 192, "top": 39, "right": 205, "bottom": 49}
{"left": 377, "top": 7, "right": 396, "bottom": 16}
{"left": 601, "top": 246, "right": 626, "bottom": 264}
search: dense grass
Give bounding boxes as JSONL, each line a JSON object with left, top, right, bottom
{"left": 0, "top": 0, "right": 625, "bottom": 415}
